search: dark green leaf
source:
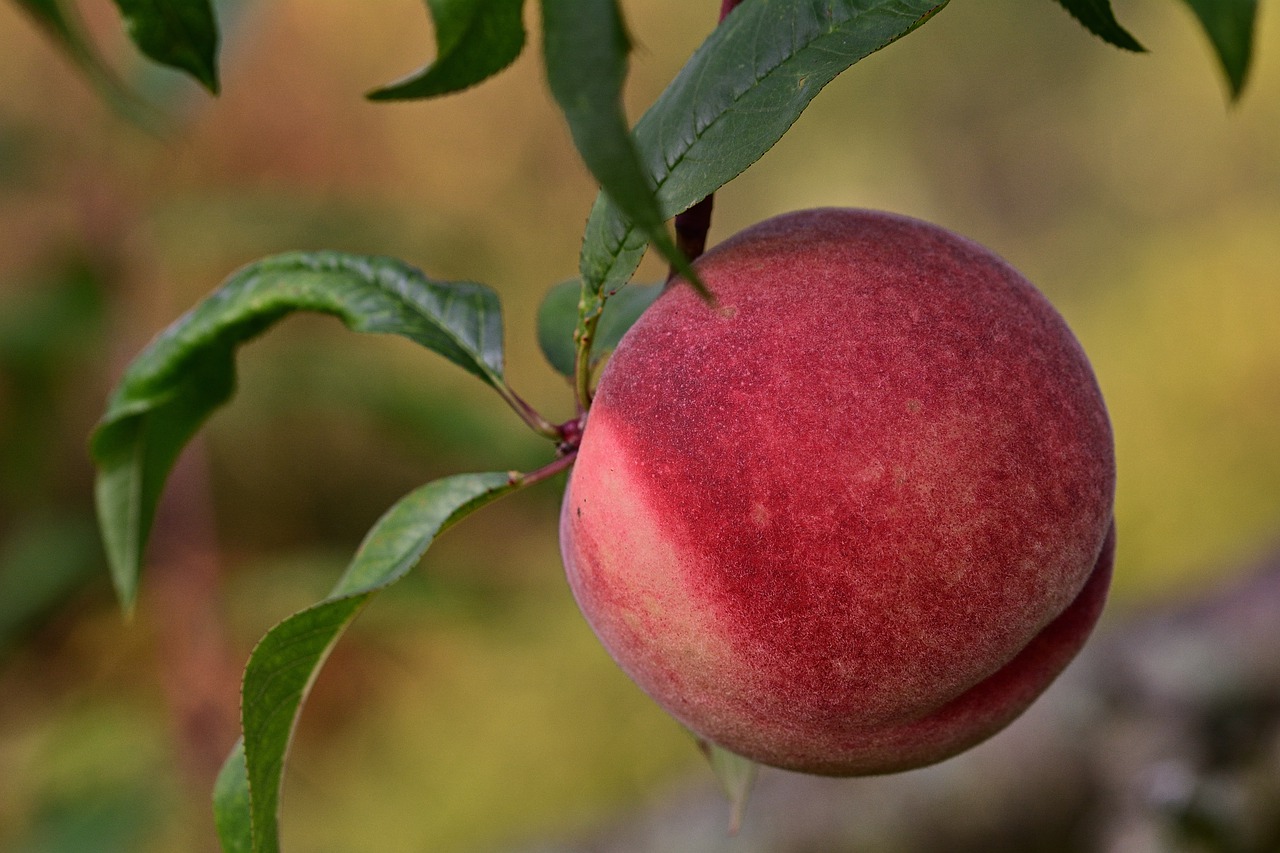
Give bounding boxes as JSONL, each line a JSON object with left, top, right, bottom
{"left": 369, "top": 0, "right": 527, "bottom": 100}
{"left": 595, "top": 283, "right": 663, "bottom": 368}
{"left": 1178, "top": 0, "right": 1258, "bottom": 98}
{"left": 211, "top": 472, "right": 517, "bottom": 853}
{"left": 578, "top": 0, "right": 949, "bottom": 297}
{"left": 541, "top": 0, "right": 707, "bottom": 299}
{"left": 536, "top": 279, "right": 662, "bottom": 377}
{"left": 535, "top": 280, "right": 581, "bottom": 378}
{"left": 90, "top": 251, "right": 508, "bottom": 610}
{"left": 1051, "top": 0, "right": 1144, "bottom": 51}
{"left": 110, "top": 0, "right": 220, "bottom": 93}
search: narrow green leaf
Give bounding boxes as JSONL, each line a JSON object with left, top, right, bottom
{"left": 110, "top": 0, "right": 220, "bottom": 93}
{"left": 536, "top": 279, "right": 661, "bottom": 377}
{"left": 578, "top": 0, "right": 950, "bottom": 297}
{"left": 213, "top": 741, "right": 251, "bottom": 853}
{"left": 697, "top": 738, "right": 759, "bottom": 835}
{"left": 1178, "top": 0, "right": 1258, "bottom": 99}
{"left": 369, "top": 0, "right": 527, "bottom": 100}
{"left": 209, "top": 472, "right": 517, "bottom": 853}
{"left": 90, "top": 251, "right": 508, "bottom": 610}
{"left": 540, "top": 0, "right": 708, "bottom": 299}
{"left": 1051, "top": 0, "right": 1144, "bottom": 51}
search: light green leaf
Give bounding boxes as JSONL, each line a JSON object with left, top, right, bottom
{"left": 213, "top": 741, "right": 250, "bottom": 853}
{"left": 90, "top": 251, "right": 508, "bottom": 610}
{"left": 369, "top": 0, "right": 526, "bottom": 100}
{"left": 1051, "top": 0, "right": 1145, "bottom": 51}
{"left": 577, "top": 0, "right": 949, "bottom": 297}
{"left": 1178, "top": 0, "right": 1259, "bottom": 99}
{"left": 211, "top": 472, "right": 517, "bottom": 853}
{"left": 541, "top": 0, "right": 707, "bottom": 299}
{"left": 536, "top": 279, "right": 661, "bottom": 378}
{"left": 110, "top": 0, "right": 220, "bottom": 93}
{"left": 698, "top": 738, "right": 759, "bottom": 835}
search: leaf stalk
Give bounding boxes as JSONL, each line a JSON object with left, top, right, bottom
{"left": 510, "top": 449, "right": 578, "bottom": 490}
{"left": 496, "top": 384, "right": 562, "bottom": 440}
{"left": 573, "top": 291, "right": 606, "bottom": 411}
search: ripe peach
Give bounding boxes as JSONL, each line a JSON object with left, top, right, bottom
{"left": 560, "top": 208, "right": 1116, "bottom": 775}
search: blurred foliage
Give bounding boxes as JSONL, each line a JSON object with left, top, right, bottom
{"left": 0, "top": 0, "right": 1277, "bottom": 850}
{"left": 0, "top": 701, "right": 178, "bottom": 853}
{"left": 0, "top": 254, "right": 110, "bottom": 654}
{"left": 0, "top": 515, "right": 100, "bottom": 651}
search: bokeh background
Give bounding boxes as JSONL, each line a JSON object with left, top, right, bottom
{"left": 1, "top": 1, "right": 1278, "bottom": 851}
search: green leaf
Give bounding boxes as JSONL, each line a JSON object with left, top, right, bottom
{"left": 536, "top": 279, "right": 661, "bottom": 377}
{"left": 369, "top": 0, "right": 527, "bottom": 100}
{"left": 1051, "top": 0, "right": 1144, "bottom": 51}
{"left": 1178, "top": 0, "right": 1259, "bottom": 99}
{"left": 213, "top": 741, "right": 251, "bottom": 853}
{"left": 697, "top": 738, "right": 759, "bottom": 835}
{"left": 110, "top": 0, "right": 220, "bottom": 93}
{"left": 596, "top": 283, "right": 663, "bottom": 360}
{"left": 210, "top": 472, "right": 517, "bottom": 853}
{"left": 90, "top": 251, "right": 508, "bottom": 611}
{"left": 577, "top": 0, "right": 949, "bottom": 297}
{"left": 540, "top": 0, "right": 708, "bottom": 299}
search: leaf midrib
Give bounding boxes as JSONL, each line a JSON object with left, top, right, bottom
{"left": 119, "top": 255, "right": 502, "bottom": 402}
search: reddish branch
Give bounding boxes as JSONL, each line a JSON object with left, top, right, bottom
{"left": 147, "top": 445, "right": 240, "bottom": 851}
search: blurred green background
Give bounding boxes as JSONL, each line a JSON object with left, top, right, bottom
{"left": 1, "top": 1, "right": 1277, "bottom": 851}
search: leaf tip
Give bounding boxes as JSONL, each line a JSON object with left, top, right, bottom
{"left": 363, "top": 72, "right": 470, "bottom": 103}
{"left": 696, "top": 736, "right": 759, "bottom": 835}
{"left": 688, "top": 272, "right": 716, "bottom": 306}
{"left": 1218, "top": 51, "right": 1253, "bottom": 104}
{"left": 199, "top": 69, "right": 221, "bottom": 96}
{"left": 1053, "top": 0, "right": 1145, "bottom": 52}
{"left": 669, "top": 262, "right": 715, "bottom": 306}
{"left": 184, "top": 54, "right": 220, "bottom": 95}
{"left": 107, "top": 553, "right": 140, "bottom": 617}
{"left": 365, "top": 72, "right": 424, "bottom": 101}
{"left": 1117, "top": 32, "right": 1147, "bottom": 54}
{"left": 1224, "top": 74, "right": 1249, "bottom": 103}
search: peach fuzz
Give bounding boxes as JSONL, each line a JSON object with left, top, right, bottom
{"left": 560, "top": 209, "right": 1116, "bottom": 775}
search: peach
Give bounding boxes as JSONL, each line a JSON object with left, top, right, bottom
{"left": 559, "top": 209, "right": 1116, "bottom": 775}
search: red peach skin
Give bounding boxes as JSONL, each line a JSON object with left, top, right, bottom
{"left": 561, "top": 209, "right": 1117, "bottom": 775}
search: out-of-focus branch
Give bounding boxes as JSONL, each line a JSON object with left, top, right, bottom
{"left": 86, "top": 162, "right": 241, "bottom": 851}
{"left": 146, "top": 443, "right": 240, "bottom": 852}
